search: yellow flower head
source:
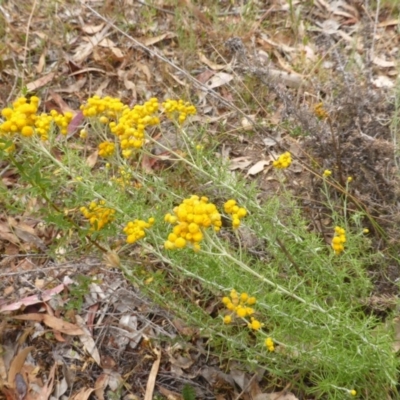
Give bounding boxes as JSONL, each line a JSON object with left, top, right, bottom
{"left": 332, "top": 226, "right": 346, "bottom": 255}
{"left": 123, "top": 217, "right": 155, "bottom": 244}
{"left": 81, "top": 201, "right": 116, "bottom": 231}
{"left": 164, "top": 195, "right": 221, "bottom": 251}
{"left": 224, "top": 199, "right": 247, "bottom": 229}
{"left": 273, "top": 152, "right": 292, "bottom": 169}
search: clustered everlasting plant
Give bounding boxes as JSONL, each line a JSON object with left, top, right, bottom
{"left": 164, "top": 195, "right": 222, "bottom": 251}
{"left": 222, "top": 290, "right": 277, "bottom": 353}
{"left": 80, "top": 200, "right": 116, "bottom": 231}
{"left": 123, "top": 218, "right": 155, "bottom": 244}
{"left": 222, "top": 290, "right": 263, "bottom": 330}
{"left": 223, "top": 199, "right": 247, "bottom": 229}
{"left": 331, "top": 226, "right": 346, "bottom": 255}
{"left": 0, "top": 96, "right": 73, "bottom": 141}
{"left": 0, "top": 94, "right": 397, "bottom": 400}
{"left": 273, "top": 151, "right": 292, "bottom": 169}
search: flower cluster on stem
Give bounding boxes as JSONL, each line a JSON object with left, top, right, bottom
{"left": 80, "top": 200, "right": 116, "bottom": 231}
{"left": 0, "top": 97, "right": 73, "bottom": 141}
{"left": 223, "top": 199, "right": 247, "bottom": 229}
{"left": 332, "top": 226, "right": 346, "bottom": 255}
{"left": 273, "top": 152, "right": 292, "bottom": 169}
{"left": 222, "top": 289, "right": 262, "bottom": 330}
{"left": 123, "top": 218, "right": 155, "bottom": 244}
{"left": 162, "top": 99, "right": 196, "bottom": 124}
{"left": 164, "top": 195, "right": 222, "bottom": 251}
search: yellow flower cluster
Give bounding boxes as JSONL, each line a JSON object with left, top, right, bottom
{"left": 265, "top": 337, "right": 275, "bottom": 352}
{"left": 52, "top": 110, "right": 73, "bottom": 135}
{"left": 323, "top": 169, "right": 332, "bottom": 178}
{"left": 1, "top": 96, "right": 39, "bottom": 137}
{"left": 332, "top": 226, "right": 346, "bottom": 255}
{"left": 273, "top": 152, "right": 292, "bottom": 169}
{"left": 98, "top": 141, "right": 115, "bottom": 157}
{"left": 123, "top": 218, "right": 155, "bottom": 244}
{"left": 314, "top": 102, "right": 329, "bottom": 120}
{"left": 110, "top": 98, "right": 160, "bottom": 158}
{"left": 35, "top": 113, "right": 53, "bottom": 140}
{"left": 79, "top": 97, "right": 197, "bottom": 158}
{"left": 80, "top": 95, "right": 126, "bottom": 119}
{"left": 224, "top": 199, "right": 247, "bottom": 229}
{"left": 35, "top": 110, "right": 73, "bottom": 140}
{"left": 0, "top": 96, "right": 73, "bottom": 141}
{"left": 164, "top": 195, "right": 222, "bottom": 251}
{"left": 222, "top": 290, "right": 262, "bottom": 330}
{"left": 80, "top": 200, "right": 116, "bottom": 231}
{"left": 162, "top": 99, "right": 196, "bottom": 124}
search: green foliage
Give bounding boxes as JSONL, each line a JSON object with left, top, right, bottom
{"left": 66, "top": 275, "right": 100, "bottom": 312}
{"left": 1, "top": 94, "right": 399, "bottom": 400}
{"left": 182, "top": 384, "right": 196, "bottom": 400}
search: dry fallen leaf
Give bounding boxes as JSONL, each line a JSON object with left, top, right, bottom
{"left": 144, "top": 348, "right": 161, "bottom": 400}
{"left": 142, "top": 32, "right": 176, "bottom": 46}
{"left": 0, "top": 283, "right": 68, "bottom": 313}
{"left": 255, "top": 391, "right": 299, "bottom": 400}
{"left": 36, "top": 362, "right": 56, "bottom": 400}
{"left": 94, "top": 372, "right": 110, "bottom": 400}
{"left": 12, "top": 314, "right": 84, "bottom": 335}
{"left": 372, "top": 75, "right": 394, "bottom": 88}
{"left": 81, "top": 23, "right": 105, "bottom": 35}
{"left": 70, "top": 387, "right": 94, "bottom": 400}
{"left": 75, "top": 315, "right": 101, "bottom": 365}
{"left": 86, "top": 151, "right": 99, "bottom": 168}
{"left": 229, "top": 157, "right": 252, "bottom": 171}
{"left": 198, "top": 51, "right": 227, "bottom": 70}
{"left": 372, "top": 56, "right": 396, "bottom": 68}
{"left": 247, "top": 160, "right": 270, "bottom": 176}
{"left": 204, "top": 72, "right": 233, "bottom": 89}
{"left": 7, "top": 347, "right": 34, "bottom": 389}
{"left": 26, "top": 72, "right": 56, "bottom": 92}
{"left": 241, "top": 115, "right": 256, "bottom": 131}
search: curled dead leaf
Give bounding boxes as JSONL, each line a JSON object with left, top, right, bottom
{"left": 12, "top": 314, "right": 84, "bottom": 335}
{"left": 247, "top": 160, "right": 270, "bottom": 176}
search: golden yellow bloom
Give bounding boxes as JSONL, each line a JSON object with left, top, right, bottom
{"left": 123, "top": 217, "right": 154, "bottom": 244}
{"left": 81, "top": 201, "right": 116, "bottom": 231}
{"left": 248, "top": 318, "right": 262, "bottom": 330}
{"left": 224, "top": 199, "right": 247, "bottom": 229}
{"left": 332, "top": 226, "right": 346, "bottom": 255}
{"left": 265, "top": 337, "right": 275, "bottom": 352}
{"left": 98, "top": 141, "right": 115, "bottom": 157}
{"left": 323, "top": 169, "right": 332, "bottom": 178}
{"left": 222, "top": 290, "right": 259, "bottom": 327}
{"left": 273, "top": 152, "right": 292, "bottom": 169}
{"left": 164, "top": 195, "right": 221, "bottom": 250}
{"left": 163, "top": 99, "right": 196, "bottom": 124}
